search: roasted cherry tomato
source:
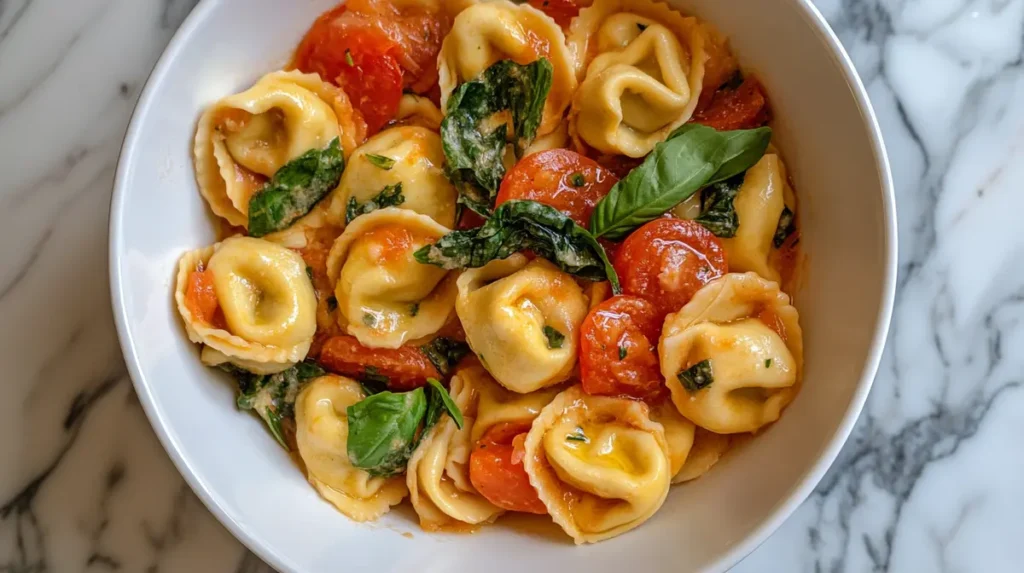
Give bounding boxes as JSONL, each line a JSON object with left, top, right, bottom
{"left": 185, "top": 269, "right": 227, "bottom": 330}
{"left": 319, "top": 335, "right": 441, "bottom": 391}
{"left": 613, "top": 218, "right": 727, "bottom": 318}
{"left": 592, "top": 153, "right": 643, "bottom": 180}
{"left": 527, "top": 0, "right": 584, "bottom": 27}
{"left": 469, "top": 422, "right": 547, "bottom": 514}
{"left": 496, "top": 149, "right": 618, "bottom": 227}
{"left": 580, "top": 295, "right": 664, "bottom": 401}
{"left": 693, "top": 77, "right": 770, "bottom": 131}
{"left": 294, "top": 7, "right": 404, "bottom": 134}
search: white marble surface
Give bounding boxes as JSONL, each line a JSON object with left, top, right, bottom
{"left": 2, "top": 0, "right": 1023, "bottom": 571}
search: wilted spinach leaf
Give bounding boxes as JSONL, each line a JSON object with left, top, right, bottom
{"left": 677, "top": 359, "right": 714, "bottom": 393}
{"left": 419, "top": 337, "right": 470, "bottom": 377}
{"left": 693, "top": 174, "right": 744, "bottom": 237}
{"left": 247, "top": 138, "right": 344, "bottom": 237}
{"left": 773, "top": 206, "right": 796, "bottom": 248}
{"left": 222, "top": 360, "right": 326, "bottom": 449}
{"left": 345, "top": 183, "right": 405, "bottom": 223}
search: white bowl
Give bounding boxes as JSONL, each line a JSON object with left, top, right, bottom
{"left": 109, "top": 0, "right": 897, "bottom": 571}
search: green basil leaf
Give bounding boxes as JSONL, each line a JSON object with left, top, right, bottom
{"left": 589, "top": 125, "right": 770, "bottom": 240}
{"left": 618, "top": 345, "right": 627, "bottom": 360}
{"left": 693, "top": 174, "right": 744, "bottom": 237}
{"left": 222, "top": 360, "right": 325, "bottom": 450}
{"left": 346, "top": 388, "right": 427, "bottom": 477}
{"left": 566, "top": 426, "right": 589, "bottom": 442}
{"left": 346, "top": 183, "right": 405, "bottom": 224}
{"left": 543, "top": 325, "right": 565, "bottom": 349}
{"left": 426, "top": 378, "right": 464, "bottom": 430}
{"left": 365, "top": 154, "right": 396, "bottom": 170}
{"left": 419, "top": 337, "right": 471, "bottom": 377}
{"left": 773, "top": 206, "right": 796, "bottom": 248}
{"left": 441, "top": 59, "right": 553, "bottom": 215}
{"left": 677, "top": 359, "right": 714, "bottom": 393}
{"left": 247, "top": 138, "right": 344, "bottom": 237}
{"left": 358, "top": 365, "right": 390, "bottom": 396}
{"left": 414, "top": 200, "right": 621, "bottom": 293}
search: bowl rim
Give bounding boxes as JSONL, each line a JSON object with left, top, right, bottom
{"left": 108, "top": 0, "right": 897, "bottom": 570}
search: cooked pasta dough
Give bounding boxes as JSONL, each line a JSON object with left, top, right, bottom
{"left": 325, "top": 126, "right": 458, "bottom": 228}
{"left": 295, "top": 376, "right": 408, "bottom": 521}
{"left": 438, "top": 0, "right": 577, "bottom": 136}
{"left": 674, "top": 427, "right": 730, "bottom": 483}
{"left": 194, "top": 70, "right": 364, "bottom": 227}
{"left": 659, "top": 272, "right": 803, "bottom": 434}
{"left": 567, "top": 0, "right": 707, "bottom": 157}
{"left": 326, "top": 208, "right": 458, "bottom": 348}
{"left": 394, "top": 93, "right": 444, "bottom": 131}
{"left": 174, "top": 237, "right": 317, "bottom": 374}
{"left": 649, "top": 400, "right": 696, "bottom": 483}
{"left": 524, "top": 386, "right": 671, "bottom": 544}
{"left": 407, "top": 365, "right": 504, "bottom": 529}
{"left": 721, "top": 154, "right": 787, "bottom": 282}
{"left": 471, "top": 365, "right": 563, "bottom": 442}
{"left": 456, "top": 255, "right": 588, "bottom": 393}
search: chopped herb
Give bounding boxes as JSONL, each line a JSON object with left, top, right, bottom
{"left": 344, "top": 49, "right": 354, "bottom": 67}
{"left": 543, "top": 325, "right": 565, "bottom": 349}
{"left": 618, "top": 345, "right": 628, "bottom": 360}
{"left": 694, "top": 174, "right": 744, "bottom": 237}
{"left": 326, "top": 296, "right": 338, "bottom": 312}
{"left": 419, "top": 337, "right": 471, "bottom": 377}
{"left": 362, "top": 313, "right": 378, "bottom": 327}
{"left": 765, "top": 358, "right": 773, "bottom": 368}
{"left": 346, "top": 183, "right": 405, "bottom": 223}
{"left": 637, "top": 23, "right": 648, "bottom": 32}
{"left": 359, "top": 366, "right": 390, "bottom": 395}
{"left": 570, "top": 172, "right": 585, "bottom": 187}
{"left": 365, "top": 154, "right": 396, "bottom": 170}
{"left": 677, "top": 359, "right": 713, "bottom": 393}
{"left": 773, "top": 206, "right": 796, "bottom": 248}
{"left": 566, "top": 426, "right": 589, "bottom": 443}
{"left": 222, "top": 360, "right": 326, "bottom": 450}
{"left": 409, "top": 302, "right": 420, "bottom": 317}
{"left": 305, "top": 265, "right": 314, "bottom": 281}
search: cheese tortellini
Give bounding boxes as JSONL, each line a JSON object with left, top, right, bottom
{"left": 326, "top": 208, "right": 458, "bottom": 348}
{"left": 471, "top": 364, "right": 563, "bottom": 442}
{"left": 438, "top": 0, "right": 577, "bottom": 136}
{"left": 524, "top": 386, "right": 671, "bottom": 544}
{"left": 174, "top": 237, "right": 317, "bottom": 374}
{"left": 721, "top": 154, "right": 789, "bottom": 282}
{"left": 325, "top": 126, "right": 458, "bottom": 228}
{"left": 407, "top": 365, "right": 504, "bottom": 530}
{"left": 194, "top": 71, "right": 364, "bottom": 227}
{"left": 568, "top": 0, "right": 707, "bottom": 157}
{"left": 456, "top": 255, "right": 588, "bottom": 393}
{"left": 660, "top": 272, "right": 804, "bottom": 434}
{"left": 674, "top": 427, "right": 731, "bottom": 483}
{"left": 295, "top": 376, "right": 409, "bottom": 521}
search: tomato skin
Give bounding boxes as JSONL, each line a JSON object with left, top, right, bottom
{"left": 527, "top": 0, "right": 584, "bottom": 27}
{"left": 496, "top": 149, "right": 618, "bottom": 227}
{"left": 693, "top": 77, "right": 770, "bottom": 131}
{"left": 580, "top": 296, "right": 665, "bottom": 401}
{"left": 185, "top": 269, "right": 227, "bottom": 330}
{"left": 293, "top": 7, "right": 403, "bottom": 135}
{"left": 613, "top": 219, "right": 728, "bottom": 319}
{"left": 469, "top": 423, "right": 547, "bottom": 514}
{"left": 319, "top": 335, "right": 441, "bottom": 391}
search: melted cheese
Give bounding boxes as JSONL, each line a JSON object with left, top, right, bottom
{"left": 456, "top": 255, "right": 588, "bottom": 393}
{"left": 438, "top": 0, "right": 577, "bottom": 136}
{"left": 325, "top": 208, "right": 457, "bottom": 348}
{"left": 194, "top": 71, "right": 365, "bottom": 227}
{"left": 659, "top": 272, "right": 803, "bottom": 434}
{"left": 174, "top": 237, "right": 317, "bottom": 374}
{"left": 567, "top": 0, "right": 707, "bottom": 157}
{"left": 524, "top": 386, "right": 670, "bottom": 544}
{"left": 721, "top": 154, "right": 787, "bottom": 282}
{"left": 325, "top": 126, "right": 457, "bottom": 228}
{"left": 407, "top": 365, "right": 504, "bottom": 529}
{"left": 295, "top": 376, "right": 408, "bottom": 521}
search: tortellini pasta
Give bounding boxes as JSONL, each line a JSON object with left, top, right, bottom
{"left": 174, "top": 237, "right": 317, "bottom": 374}
{"left": 394, "top": 93, "right": 444, "bottom": 131}
{"left": 194, "top": 70, "right": 364, "bottom": 227}
{"left": 456, "top": 255, "right": 588, "bottom": 393}
{"left": 649, "top": 400, "right": 696, "bottom": 483}
{"left": 407, "top": 365, "right": 504, "bottom": 529}
{"left": 471, "top": 364, "right": 563, "bottom": 442}
{"left": 721, "top": 154, "right": 788, "bottom": 282}
{"left": 295, "top": 375, "right": 409, "bottom": 520}
{"left": 326, "top": 208, "right": 458, "bottom": 348}
{"left": 325, "top": 126, "right": 458, "bottom": 228}
{"left": 438, "top": 0, "right": 577, "bottom": 136}
{"left": 659, "top": 272, "right": 803, "bottom": 434}
{"left": 674, "top": 427, "right": 730, "bottom": 483}
{"left": 524, "top": 386, "right": 671, "bottom": 544}
{"left": 567, "top": 0, "right": 707, "bottom": 157}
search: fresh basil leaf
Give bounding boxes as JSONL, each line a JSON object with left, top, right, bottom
{"left": 345, "top": 183, "right": 405, "bottom": 224}
{"left": 426, "top": 378, "right": 464, "bottom": 430}
{"left": 222, "top": 360, "right": 326, "bottom": 450}
{"left": 415, "top": 200, "right": 621, "bottom": 292}
{"left": 773, "top": 206, "right": 796, "bottom": 248}
{"left": 365, "top": 154, "right": 396, "bottom": 170}
{"left": 694, "top": 174, "right": 744, "bottom": 237}
{"left": 346, "top": 388, "right": 427, "bottom": 477}
{"left": 618, "top": 345, "right": 627, "bottom": 360}
{"left": 677, "top": 359, "right": 713, "bottom": 393}
{"left": 358, "top": 365, "right": 390, "bottom": 396}
{"left": 420, "top": 337, "right": 470, "bottom": 377}
{"left": 247, "top": 138, "right": 344, "bottom": 237}
{"left": 441, "top": 59, "right": 553, "bottom": 215}
{"left": 543, "top": 325, "right": 565, "bottom": 349}
{"left": 590, "top": 125, "right": 770, "bottom": 240}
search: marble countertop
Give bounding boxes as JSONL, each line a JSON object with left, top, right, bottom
{"left": 3, "top": 0, "right": 1023, "bottom": 571}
